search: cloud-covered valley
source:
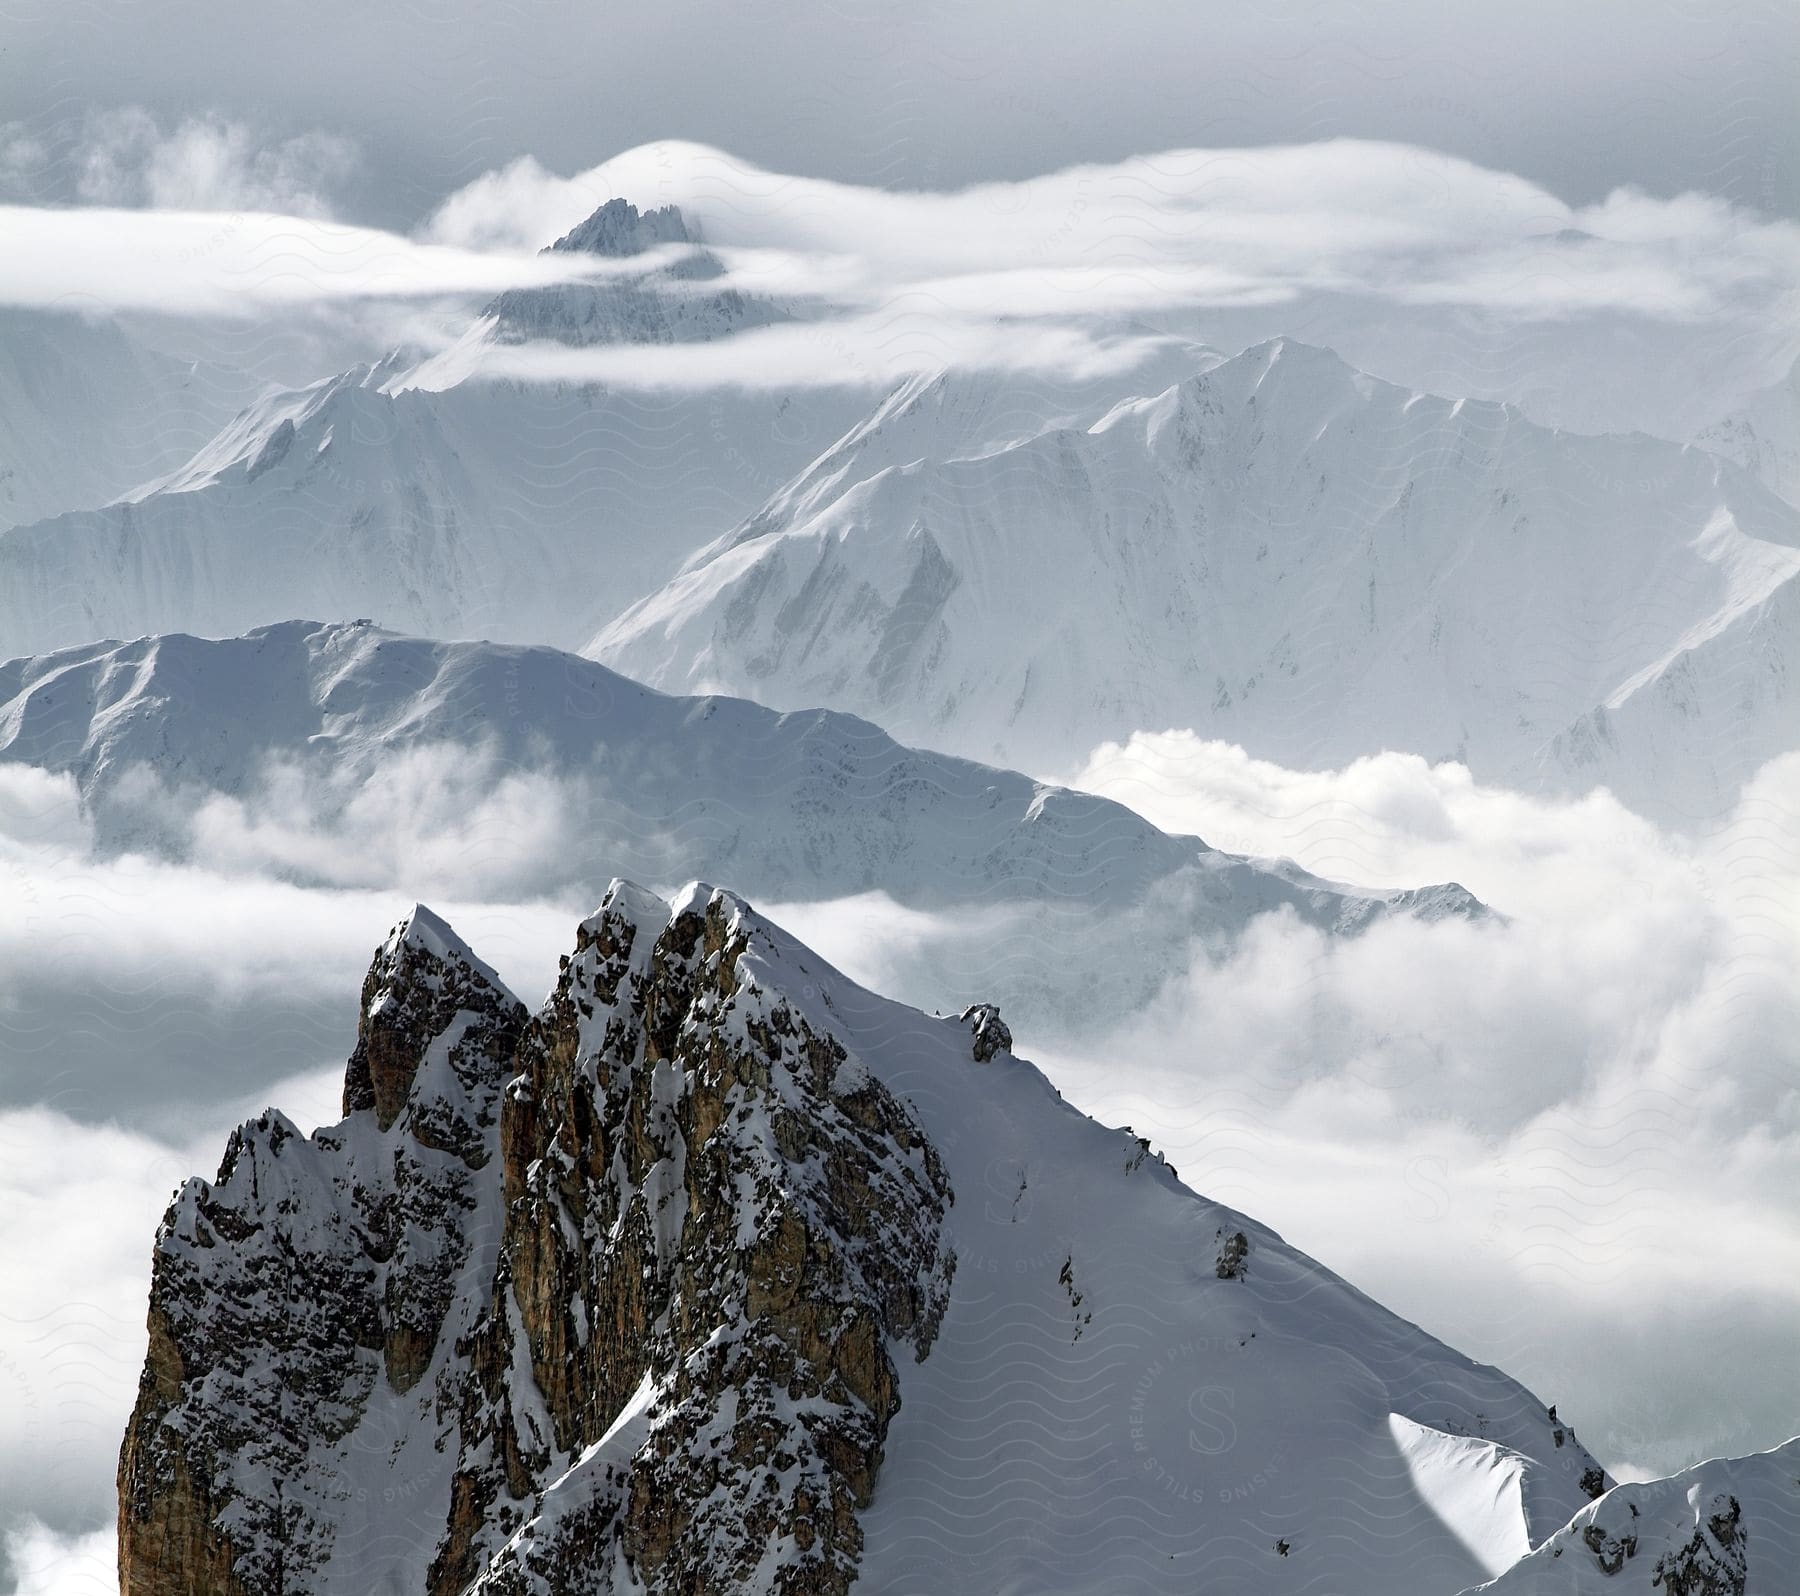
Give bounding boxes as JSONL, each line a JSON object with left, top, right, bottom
{"left": 2, "top": 732, "right": 1794, "bottom": 1586}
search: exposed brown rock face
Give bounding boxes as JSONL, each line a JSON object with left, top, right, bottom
{"left": 119, "top": 885, "right": 955, "bottom": 1596}
{"left": 452, "top": 883, "right": 955, "bottom": 1596}
{"left": 118, "top": 908, "right": 526, "bottom": 1596}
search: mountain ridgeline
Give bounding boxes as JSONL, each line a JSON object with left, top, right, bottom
{"left": 115, "top": 884, "right": 1697, "bottom": 1596}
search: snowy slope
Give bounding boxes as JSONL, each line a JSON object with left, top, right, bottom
{"left": 0, "top": 199, "right": 869, "bottom": 661}
{"left": 0, "top": 620, "right": 1477, "bottom": 1030}
{"left": 1466, "top": 1439, "right": 1800, "bottom": 1594}
{"left": 592, "top": 339, "right": 1800, "bottom": 822}
{"left": 0, "top": 308, "right": 258, "bottom": 530}
{"left": 1695, "top": 356, "right": 1800, "bottom": 507}
{"left": 122, "top": 885, "right": 1611, "bottom": 1596}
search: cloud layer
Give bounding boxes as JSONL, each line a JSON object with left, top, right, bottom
{"left": 2, "top": 132, "right": 1794, "bottom": 431}
{"left": 409, "top": 139, "right": 1800, "bottom": 427}
{"left": 1, "top": 738, "right": 1794, "bottom": 1577}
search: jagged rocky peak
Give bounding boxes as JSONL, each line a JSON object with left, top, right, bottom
{"left": 342, "top": 902, "right": 521, "bottom": 1140}
{"left": 549, "top": 196, "right": 693, "bottom": 257}
{"left": 124, "top": 879, "right": 1658, "bottom": 1596}
{"left": 118, "top": 906, "right": 529, "bottom": 1596}
{"left": 119, "top": 883, "right": 955, "bottom": 1596}
{"left": 485, "top": 193, "right": 781, "bottom": 345}
{"left": 454, "top": 879, "right": 955, "bottom": 1596}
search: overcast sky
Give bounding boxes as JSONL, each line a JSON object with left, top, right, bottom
{"left": 3, "top": 0, "right": 1796, "bottom": 226}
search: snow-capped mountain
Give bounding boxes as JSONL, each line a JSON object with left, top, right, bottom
{"left": 0, "top": 200, "right": 869, "bottom": 661}
{"left": 592, "top": 339, "right": 1800, "bottom": 824}
{"left": 481, "top": 195, "right": 788, "bottom": 346}
{"left": 119, "top": 885, "right": 1612, "bottom": 1596}
{"left": 1469, "top": 1438, "right": 1800, "bottom": 1594}
{"left": 0, "top": 619, "right": 1476, "bottom": 1031}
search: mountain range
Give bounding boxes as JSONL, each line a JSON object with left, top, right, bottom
{"left": 1, "top": 177, "right": 1793, "bottom": 1596}
{"left": 0, "top": 618, "right": 1477, "bottom": 1034}
{"left": 119, "top": 888, "right": 1800, "bottom": 1594}
{"left": 3, "top": 202, "right": 1790, "bottom": 826}
{"left": 593, "top": 338, "right": 1800, "bottom": 822}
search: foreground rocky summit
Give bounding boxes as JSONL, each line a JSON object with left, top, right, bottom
{"left": 125, "top": 883, "right": 1651, "bottom": 1594}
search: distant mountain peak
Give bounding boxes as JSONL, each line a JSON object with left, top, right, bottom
{"left": 481, "top": 192, "right": 778, "bottom": 347}
{"left": 549, "top": 196, "right": 694, "bottom": 258}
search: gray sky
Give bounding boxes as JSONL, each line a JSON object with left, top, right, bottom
{"left": 3, "top": 0, "right": 1796, "bottom": 225}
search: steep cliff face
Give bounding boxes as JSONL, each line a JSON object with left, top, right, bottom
{"left": 117, "top": 905, "right": 527, "bottom": 1596}
{"left": 442, "top": 883, "right": 955, "bottom": 1596}
{"left": 118, "top": 884, "right": 954, "bottom": 1596}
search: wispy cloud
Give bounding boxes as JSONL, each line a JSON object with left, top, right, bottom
{"left": 0, "top": 206, "right": 637, "bottom": 320}
{"left": 3, "top": 134, "right": 1794, "bottom": 423}
{"left": 409, "top": 138, "right": 1800, "bottom": 420}
{"left": 430, "top": 138, "right": 1800, "bottom": 329}
{"left": 1, "top": 106, "right": 360, "bottom": 218}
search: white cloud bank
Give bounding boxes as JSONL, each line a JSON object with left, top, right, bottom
{"left": 409, "top": 139, "right": 1800, "bottom": 425}
{"left": 0, "top": 207, "right": 629, "bottom": 321}
{"left": 2, "top": 131, "right": 1795, "bottom": 428}
{"left": 1046, "top": 736, "right": 1800, "bottom": 1476}
{"left": 1, "top": 740, "right": 1795, "bottom": 1570}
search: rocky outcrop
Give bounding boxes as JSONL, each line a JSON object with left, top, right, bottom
{"left": 118, "top": 907, "right": 527, "bottom": 1596}
{"left": 1651, "top": 1495, "right": 1746, "bottom": 1596}
{"left": 1466, "top": 1442, "right": 1798, "bottom": 1596}
{"left": 452, "top": 882, "right": 955, "bottom": 1596}
{"left": 123, "top": 879, "right": 1665, "bottom": 1596}
{"left": 484, "top": 198, "right": 785, "bottom": 347}
{"left": 119, "top": 885, "right": 954, "bottom": 1596}
{"left": 959, "top": 1002, "right": 1011, "bottom": 1062}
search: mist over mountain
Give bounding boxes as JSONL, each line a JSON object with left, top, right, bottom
{"left": 1, "top": 56, "right": 1796, "bottom": 1596}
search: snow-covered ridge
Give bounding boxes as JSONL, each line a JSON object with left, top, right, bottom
{"left": 1466, "top": 1438, "right": 1800, "bottom": 1594}
{"left": 0, "top": 618, "right": 1481, "bottom": 1029}
{"left": 0, "top": 191, "right": 873, "bottom": 662}
{"left": 592, "top": 338, "right": 1800, "bottom": 825}
{"left": 0, "top": 308, "right": 261, "bottom": 531}
{"left": 1696, "top": 355, "right": 1800, "bottom": 507}
{"left": 122, "top": 883, "right": 1626, "bottom": 1595}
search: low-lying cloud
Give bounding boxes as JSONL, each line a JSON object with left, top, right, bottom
{"left": 0, "top": 206, "right": 626, "bottom": 321}
{"left": 1046, "top": 735, "right": 1800, "bottom": 1476}
{"left": 2, "top": 132, "right": 1794, "bottom": 432}
{"left": 410, "top": 139, "right": 1800, "bottom": 428}
{"left": 2, "top": 740, "right": 1794, "bottom": 1582}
